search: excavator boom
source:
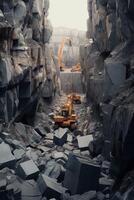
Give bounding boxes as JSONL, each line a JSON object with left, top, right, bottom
{"left": 58, "top": 37, "right": 72, "bottom": 71}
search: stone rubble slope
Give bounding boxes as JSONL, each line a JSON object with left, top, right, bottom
{"left": 0, "top": 94, "right": 113, "bottom": 199}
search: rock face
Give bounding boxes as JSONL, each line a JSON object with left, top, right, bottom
{"left": 81, "top": 0, "right": 134, "bottom": 104}
{"left": 0, "top": 0, "right": 56, "bottom": 124}
{"left": 60, "top": 71, "right": 83, "bottom": 94}
{"left": 80, "top": 0, "right": 134, "bottom": 196}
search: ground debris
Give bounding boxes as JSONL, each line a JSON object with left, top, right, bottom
{"left": 0, "top": 94, "right": 109, "bottom": 199}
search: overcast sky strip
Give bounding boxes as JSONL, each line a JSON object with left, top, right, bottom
{"left": 49, "top": 0, "right": 88, "bottom": 31}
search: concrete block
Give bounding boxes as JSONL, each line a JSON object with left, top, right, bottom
{"left": 0, "top": 142, "right": 16, "bottom": 169}
{"left": 26, "top": 148, "right": 40, "bottom": 162}
{"left": 21, "top": 180, "right": 42, "bottom": 200}
{"left": 13, "top": 149, "right": 25, "bottom": 160}
{"left": 37, "top": 175, "right": 68, "bottom": 199}
{"left": 44, "top": 160, "right": 61, "bottom": 179}
{"left": 77, "top": 135, "right": 93, "bottom": 150}
{"left": 63, "top": 153, "right": 100, "bottom": 194}
{"left": 54, "top": 128, "right": 68, "bottom": 146}
{"left": 34, "top": 127, "right": 46, "bottom": 137}
{"left": 45, "top": 133, "right": 54, "bottom": 140}
{"left": 31, "top": 129, "right": 42, "bottom": 143}
{"left": 16, "top": 160, "right": 39, "bottom": 180}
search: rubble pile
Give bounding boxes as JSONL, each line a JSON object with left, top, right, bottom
{"left": 0, "top": 94, "right": 114, "bottom": 199}
{"left": 1, "top": 0, "right": 134, "bottom": 198}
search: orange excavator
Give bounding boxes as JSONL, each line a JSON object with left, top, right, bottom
{"left": 58, "top": 37, "right": 72, "bottom": 71}
{"left": 58, "top": 37, "right": 81, "bottom": 72}
{"left": 71, "top": 63, "right": 81, "bottom": 72}
{"left": 52, "top": 96, "right": 77, "bottom": 130}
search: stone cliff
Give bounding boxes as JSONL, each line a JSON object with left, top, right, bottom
{"left": 0, "top": 0, "right": 56, "bottom": 125}
{"left": 80, "top": 0, "right": 134, "bottom": 197}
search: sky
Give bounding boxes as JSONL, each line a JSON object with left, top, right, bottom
{"left": 49, "top": 0, "right": 88, "bottom": 31}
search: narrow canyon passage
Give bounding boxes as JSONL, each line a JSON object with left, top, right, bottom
{"left": 0, "top": 0, "right": 134, "bottom": 200}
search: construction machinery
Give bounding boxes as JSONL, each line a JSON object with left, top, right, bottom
{"left": 58, "top": 37, "right": 72, "bottom": 71}
{"left": 58, "top": 37, "right": 81, "bottom": 72}
{"left": 52, "top": 96, "right": 77, "bottom": 130}
{"left": 67, "top": 93, "right": 81, "bottom": 104}
{"left": 71, "top": 63, "right": 81, "bottom": 72}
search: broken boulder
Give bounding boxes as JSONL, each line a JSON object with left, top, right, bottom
{"left": 77, "top": 135, "right": 93, "bottom": 150}
{"left": 34, "top": 126, "right": 46, "bottom": 137}
{"left": 21, "top": 179, "right": 42, "bottom": 200}
{"left": 44, "top": 160, "right": 61, "bottom": 179}
{"left": 13, "top": 149, "right": 25, "bottom": 160}
{"left": 30, "top": 129, "right": 42, "bottom": 143}
{"left": 0, "top": 142, "right": 16, "bottom": 169}
{"left": 54, "top": 128, "right": 68, "bottom": 146}
{"left": 16, "top": 160, "right": 39, "bottom": 180}
{"left": 37, "top": 175, "right": 68, "bottom": 199}
{"left": 63, "top": 153, "right": 100, "bottom": 194}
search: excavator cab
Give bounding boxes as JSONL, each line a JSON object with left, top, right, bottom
{"left": 61, "top": 109, "right": 69, "bottom": 118}
{"left": 52, "top": 96, "right": 77, "bottom": 130}
{"left": 67, "top": 94, "right": 81, "bottom": 104}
